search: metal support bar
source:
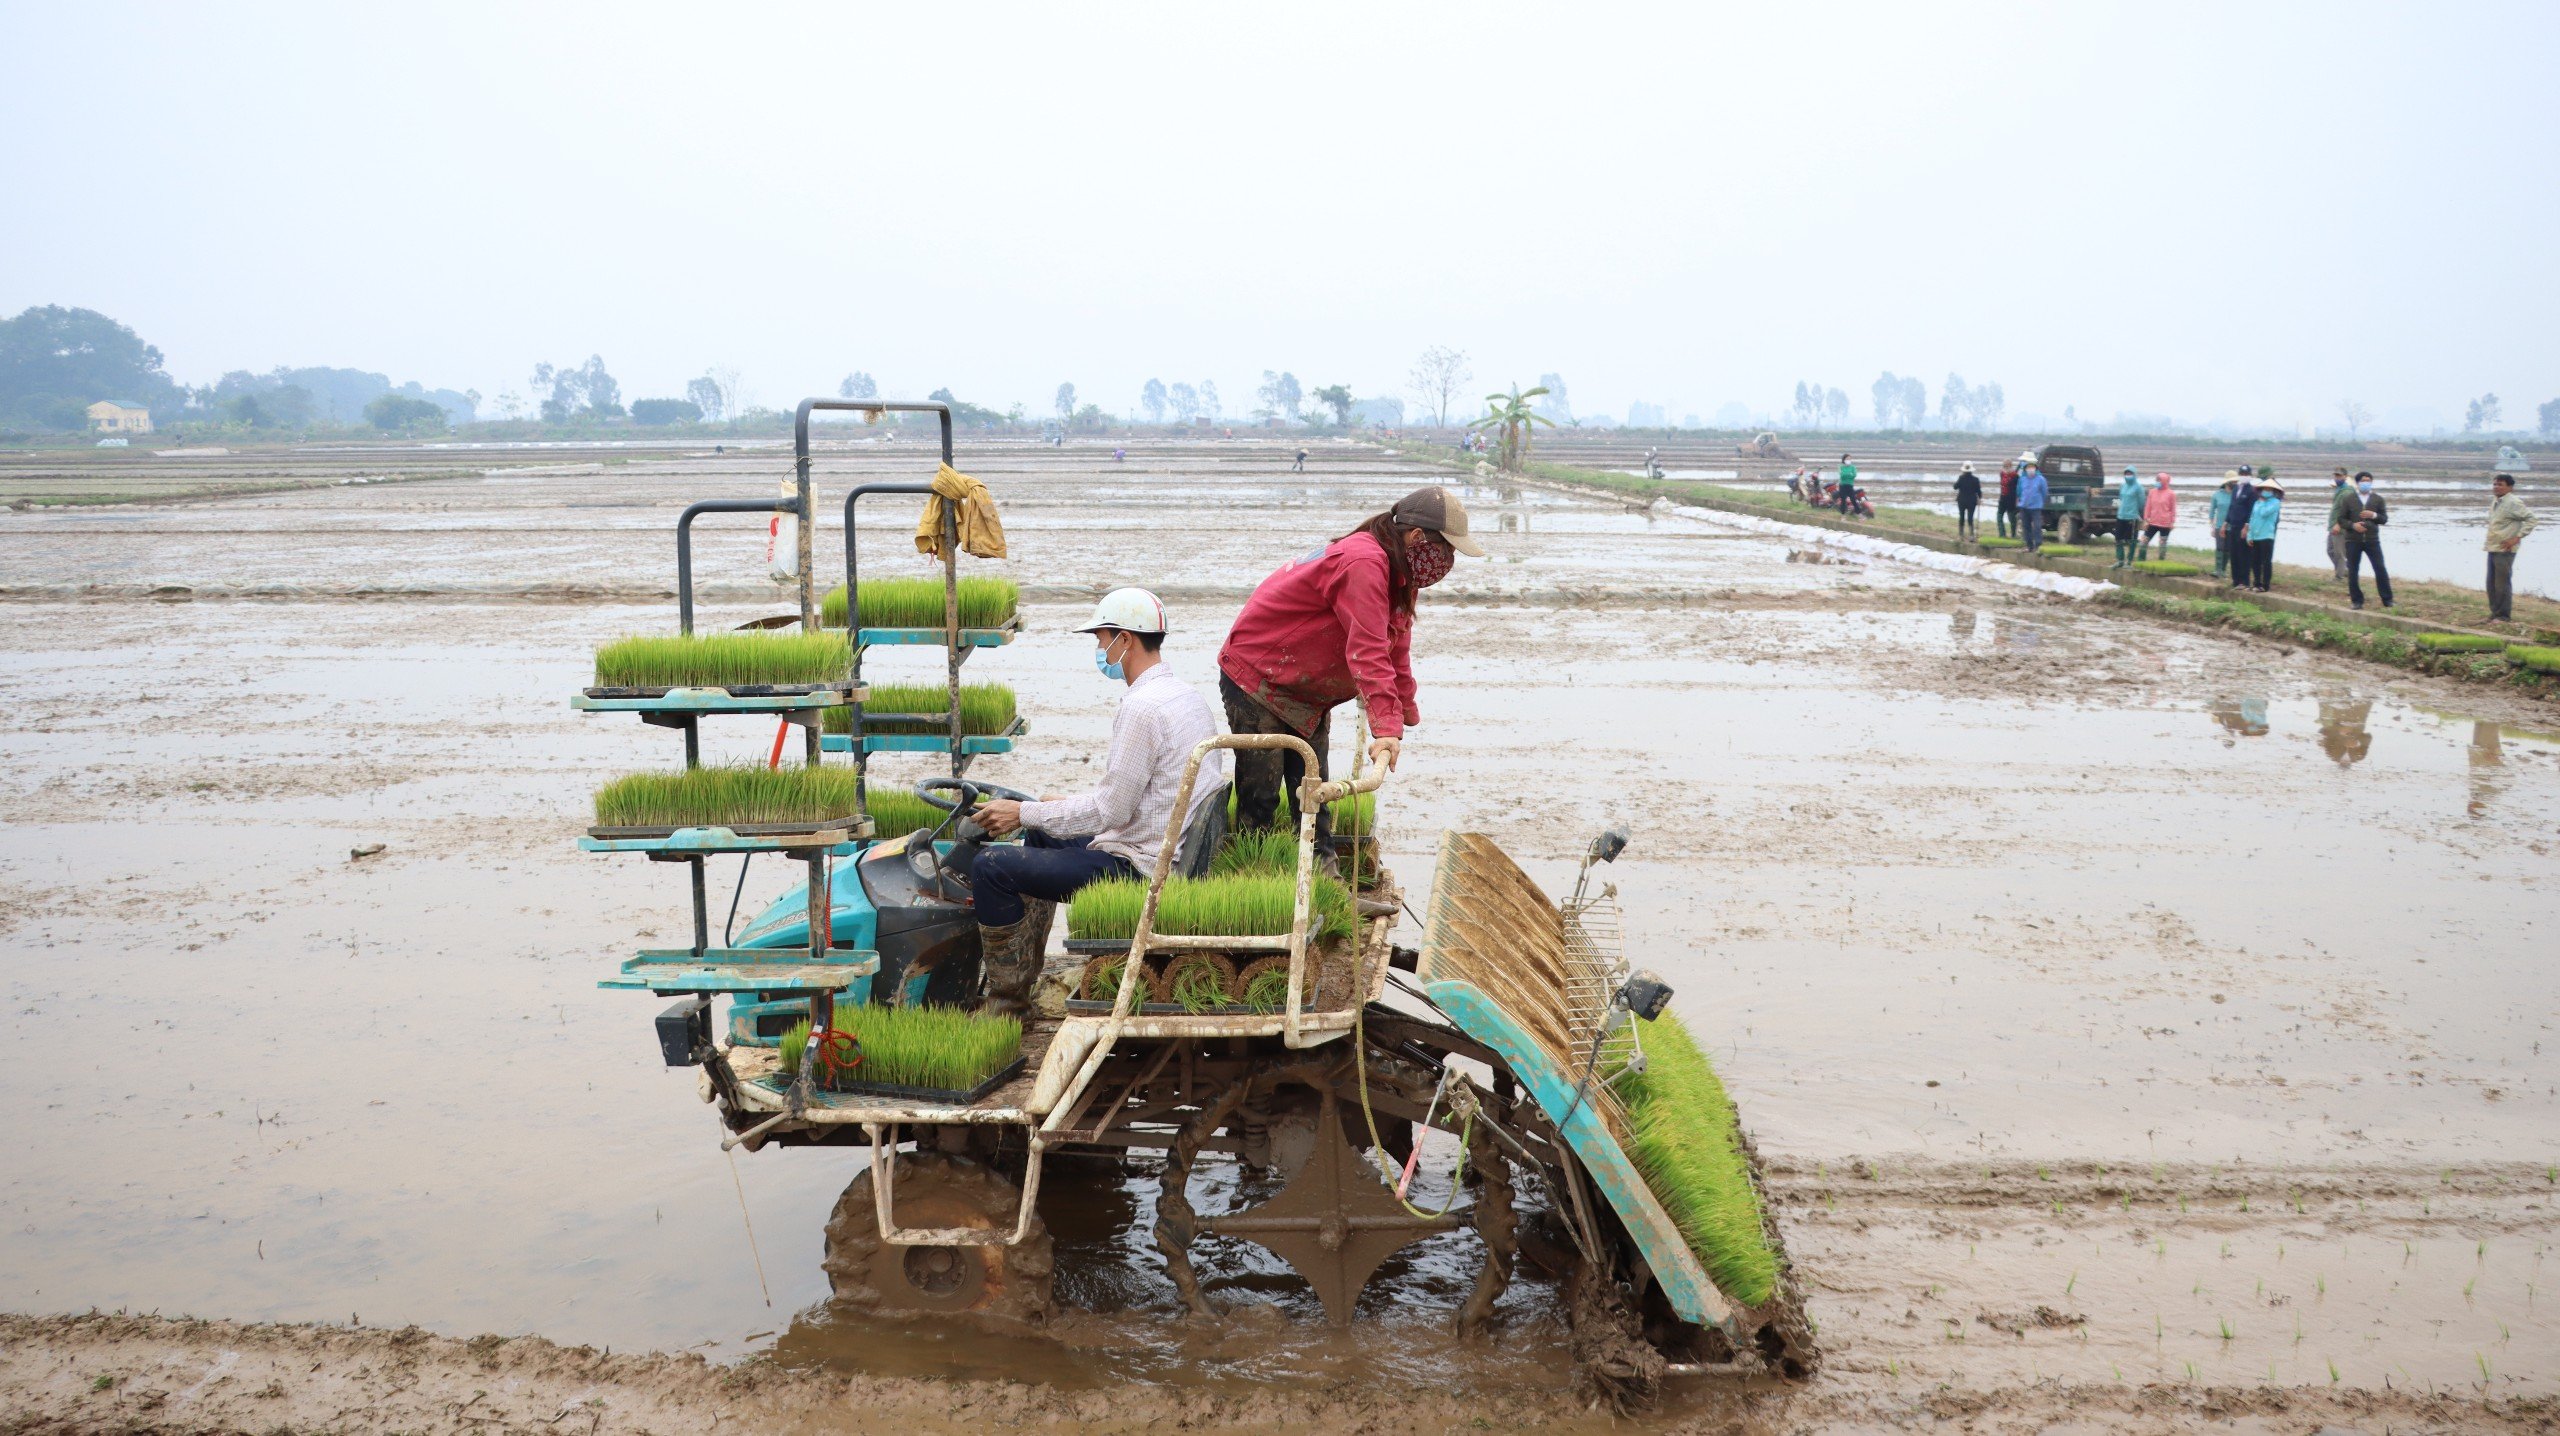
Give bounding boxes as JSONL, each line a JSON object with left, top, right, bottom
{"left": 688, "top": 855, "right": 709, "bottom": 957}
{"left": 864, "top": 1120, "right": 1048, "bottom": 1248}
{"left": 676, "top": 498, "right": 796, "bottom": 636}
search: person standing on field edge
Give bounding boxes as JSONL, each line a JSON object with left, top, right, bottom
{"left": 2245, "top": 476, "right": 2284, "bottom": 593}
{"left": 2485, "top": 473, "right": 2537, "bottom": 622}
{"left": 1953, "top": 463, "right": 1982, "bottom": 539}
{"left": 1995, "top": 459, "right": 2020, "bottom": 538}
{"left": 2335, "top": 469, "right": 2394, "bottom": 610}
{"left": 2209, "top": 475, "right": 2238, "bottom": 578}
{"left": 2139, "top": 472, "right": 2177, "bottom": 559}
{"left": 2111, "top": 465, "right": 2146, "bottom": 568}
{"left": 2016, "top": 462, "right": 2050, "bottom": 552}
{"left": 1836, "top": 453, "right": 1857, "bottom": 516}
{"left": 2223, "top": 470, "right": 2261, "bottom": 589}
{"left": 2325, "top": 467, "right": 2353, "bottom": 579}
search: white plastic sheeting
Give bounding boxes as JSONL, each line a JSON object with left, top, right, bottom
{"left": 1649, "top": 498, "right": 2118, "bottom": 601}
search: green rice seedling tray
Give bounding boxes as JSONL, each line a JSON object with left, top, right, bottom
{"left": 593, "top": 632, "right": 853, "bottom": 689}
{"left": 1977, "top": 536, "right": 2024, "bottom": 549}
{"left": 579, "top": 825, "right": 865, "bottom": 853}
{"left": 858, "top": 622, "right": 1018, "bottom": 648}
{"left": 598, "top": 946, "right": 878, "bottom": 995}
{"left": 1064, "top": 998, "right": 1310, "bottom": 1016}
{"left": 819, "top": 716, "right": 1025, "bottom": 756}
{"left": 2039, "top": 544, "right": 2087, "bottom": 557}
{"left": 2129, "top": 560, "right": 2202, "bottom": 576}
{"left": 575, "top": 683, "right": 858, "bottom": 715}
{"left": 2506, "top": 644, "right": 2560, "bottom": 674}
{"left": 756, "top": 1055, "right": 1028, "bottom": 1107}
{"left": 821, "top": 577, "right": 1020, "bottom": 631}
{"left": 1068, "top": 871, "right": 1358, "bottom": 945}
{"left": 2416, "top": 633, "right": 2510, "bottom": 653}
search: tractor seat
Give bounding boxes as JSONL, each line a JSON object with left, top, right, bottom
{"left": 1175, "top": 781, "right": 1231, "bottom": 880}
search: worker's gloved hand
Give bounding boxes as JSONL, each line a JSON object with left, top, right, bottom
{"left": 1367, "top": 737, "right": 1402, "bottom": 773}
{"left": 974, "top": 798, "right": 1025, "bottom": 837}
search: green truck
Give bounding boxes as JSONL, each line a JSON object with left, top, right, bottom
{"left": 2021, "top": 443, "right": 2108, "bottom": 544}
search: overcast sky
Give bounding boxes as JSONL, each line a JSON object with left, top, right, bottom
{"left": 5, "top": 1, "right": 2553, "bottom": 432}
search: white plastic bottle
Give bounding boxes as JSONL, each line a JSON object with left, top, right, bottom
{"left": 765, "top": 474, "right": 798, "bottom": 582}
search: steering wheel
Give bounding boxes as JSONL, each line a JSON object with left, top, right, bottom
{"left": 913, "top": 776, "right": 1038, "bottom": 813}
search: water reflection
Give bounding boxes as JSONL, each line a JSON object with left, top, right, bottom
{"left": 2317, "top": 696, "right": 2373, "bottom": 767}
{"left": 2468, "top": 720, "right": 2506, "bottom": 819}
{"left": 2210, "top": 696, "right": 2270, "bottom": 741}
{"left": 1949, "top": 608, "right": 1978, "bottom": 642}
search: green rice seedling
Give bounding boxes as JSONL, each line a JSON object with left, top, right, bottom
{"left": 1979, "top": 536, "right": 2024, "bottom": 549}
{"left": 1080, "top": 954, "right": 1132, "bottom": 1003}
{"left": 2040, "top": 544, "right": 2087, "bottom": 558}
{"left": 1239, "top": 958, "right": 1294, "bottom": 1013}
{"left": 779, "top": 1006, "right": 1021, "bottom": 1093}
{"left": 2130, "top": 560, "right": 2203, "bottom": 576}
{"left": 825, "top": 683, "right": 1017, "bottom": 735}
{"left": 863, "top": 785, "right": 958, "bottom": 838}
{"left": 1210, "top": 826, "right": 1301, "bottom": 876}
{"left": 2065, "top": 1270, "right": 2078, "bottom": 1296}
{"left": 2507, "top": 644, "right": 2560, "bottom": 674}
{"left": 1161, "top": 952, "right": 1240, "bottom": 1012}
{"left": 593, "top": 631, "right": 851, "bottom": 688}
{"left": 2417, "top": 633, "right": 2510, "bottom": 653}
{"left": 594, "top": 765, "right": 866, "bottom": 828}
{"left": 1066, "top": 872, "right": 1355, "bottom": 943}
{"left": 820, "top": 575, "right": 1019, "bottom": 631}
{"left": 1617, "top": 1011, "right": 1781, "bottom": 1308}
{"left": 2219, "top": 1316, "right": 2234, "bottom": 1341}
{"left": 2328, "top": 1358, "right": 2340, "bottom": 1384}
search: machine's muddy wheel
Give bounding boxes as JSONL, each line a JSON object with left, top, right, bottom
{"left": 821, "top": 1151, "right": 1053, "bottom": 1322}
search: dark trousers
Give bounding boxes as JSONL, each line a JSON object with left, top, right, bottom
{"left": 2141, "top": 524, "right": 2172, "bottom": 558}
{"left": 2020, "top": 509, "right": 2045, "bottom": 551}
{"left": 2346, "top": 538, "right": 2392, "bottom": 608}
{"left": 971, "top": 831, "right": 1135, "bottom": 927}
{"left": 1996, "top": 498, "right": 2017, "bottom": 537}
{"left": 1956, "top": 499, "right": 1978, "bottom": 538}
{"left": 2488, "top": 551, "right": 2517, "bottom": 620}
{"left": 2249, "top": 539, "right": 2275, "bottom": 591}
{"left": 2226, "top": 528, "right": 2254, "bottom": 587}
{"left": 1220, "top": 674, "right": 1332, "bottom": 850}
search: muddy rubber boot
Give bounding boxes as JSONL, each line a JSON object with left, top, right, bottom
{"left": 976, "top": 917, "right": 1034, "bottom": 1018}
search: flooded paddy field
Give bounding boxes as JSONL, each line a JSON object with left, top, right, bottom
{"left": 3, "top": 437, "right": 2555, "bottom": 1431}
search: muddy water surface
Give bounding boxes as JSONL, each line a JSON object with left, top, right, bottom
{"left": 3, "top": 438, "right": 2555, "bottom": 1414}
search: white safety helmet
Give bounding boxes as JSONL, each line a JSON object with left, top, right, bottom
{"left": 1074, "top": 586, "right": 1168, "bottom": 636}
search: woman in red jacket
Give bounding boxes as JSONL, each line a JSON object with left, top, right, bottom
{"left": 1218, "top": 486, "right": 1482, "bottom": 849}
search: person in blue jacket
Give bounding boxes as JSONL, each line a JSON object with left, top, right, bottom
{"left": 2016, "top": 462, "right": 2051, "bottom": 551}
{"left": 2244, "top": 477, "right": 2284, "bottom": 593}
{"left": 2111, "top": 466, "right": 2146, "bottom": 568}
{"left": 2208, "top": 477, "right": 2237, "bottom": 578}
{"left": 2223, "top": 470, "right": 2261, "bottom": 589}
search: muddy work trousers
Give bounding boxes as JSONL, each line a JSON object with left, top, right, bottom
{"left": 1996, "top": 498, "right": 2017, "bottom": 538}
{"left": 2328, "top": 527, "right": 2351, "bottom": 580}
{"left": 2488, "top": 551, "right": 2518, "bottom": 621}
{"left": 2346, "top": 539, "right": 2392, "bottom": 608}
{"left": 2140, "top": 525, "right": 2172, "bottom": 559}
{"left": 1956, "top": 499, "right": 1978, "bottom": 538}
{"left": 1219, "top": 675, "right": 1333, "bottom": 852}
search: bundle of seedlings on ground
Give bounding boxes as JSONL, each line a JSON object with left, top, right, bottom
{"left": 2417, "top": 633, "right": 2511, "bottom": 653}
{"left": 824, "top": 683, "right": 1017, "bottom": 735}
{"left": 1977, "top": 536, "right": 2024, "bottom": 549}
{"left": 820, "top": 576, "right": 1019, "bottom": 631}
{"left": 2040, "top": 543, "right": 2086, "bottom": 558}
{"left": 592, "top": 765, "right": 865, "bottom": 828}
{"left": 2508, "top": 645, "right": 2560, "bottom": 674}
{"left": 1618, "top": 1010, "right": 1782, "bottom": 1309}
{"left": 1067, "top": 872, "right": 1356, "bottom": 943}
{"left": 1155, "top": 952, "right": 1241, "bottom": 1011}
{"left": 778, "top": 1006, "right": 1021, "bottom": 1094}
{"left": 2130, "top": 560, "right": 2203, "bottom": 576}
{"left": 592, "top": 632, "right": 851, "bottom": 689}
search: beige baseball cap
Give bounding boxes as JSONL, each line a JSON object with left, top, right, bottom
{"left": 1390, "top": 486, "right": 1486, "bottom": 557}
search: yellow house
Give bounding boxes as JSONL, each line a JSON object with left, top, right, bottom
{"left": 88, "top": 400, "right": 155, "bottom": 434}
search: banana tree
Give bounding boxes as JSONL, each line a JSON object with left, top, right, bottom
{"left": 1468, "top": 384, "right": 1553, "bottom": 472}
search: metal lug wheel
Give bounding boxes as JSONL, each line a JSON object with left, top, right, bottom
{"left": 822, "top": 1150, "right": 1052, "bottom": 1321}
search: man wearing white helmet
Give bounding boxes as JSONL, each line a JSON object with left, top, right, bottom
{"left": 967, "top": 586, "right": 1226, "bottom": 1016}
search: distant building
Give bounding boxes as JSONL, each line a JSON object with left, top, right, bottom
{"left": 88, "top": 400, "right": 154, "bottom": 434}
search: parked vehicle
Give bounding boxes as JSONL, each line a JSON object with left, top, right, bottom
{"left": 2022, "top": 444, "right": 2106, "bottom": 543}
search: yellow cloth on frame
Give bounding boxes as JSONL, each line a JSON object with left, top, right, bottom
{"left": 916, "top": 463, "right": 1007, "bottom": 560}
